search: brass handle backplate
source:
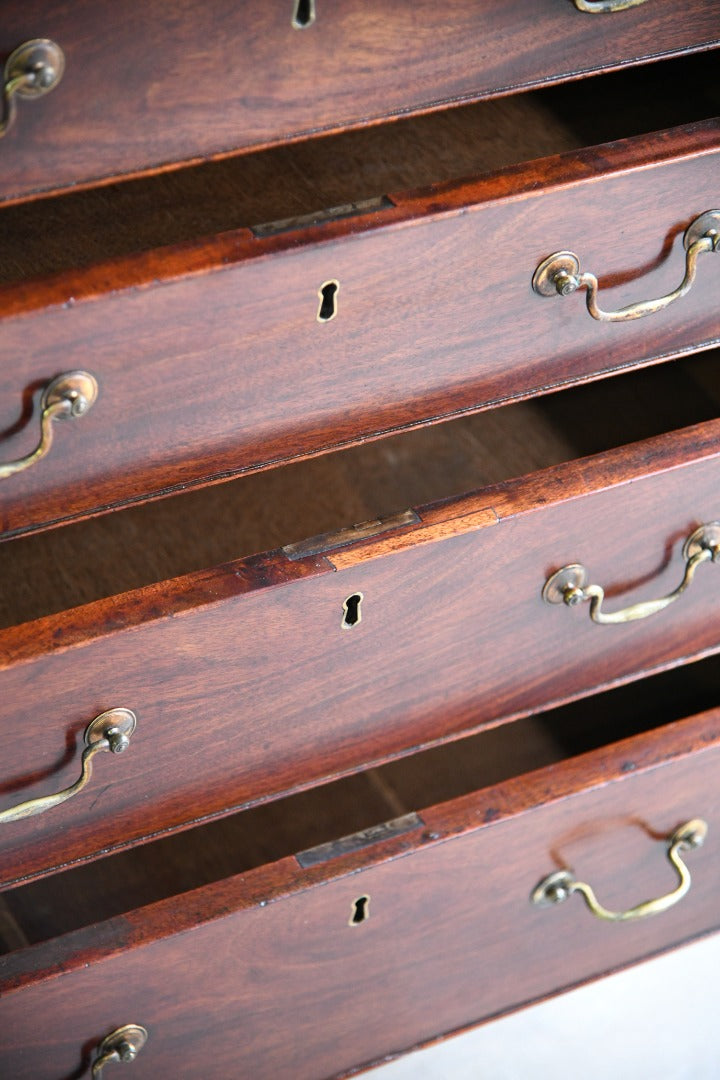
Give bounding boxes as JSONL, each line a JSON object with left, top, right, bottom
{"left": 532, "top": 819, "right": 708, "bottom": 922}
{"left": 0, "top": 370, "right": 98, "bottom": 480}
{"left": 1, "top": 39, "right": 64, "bottom": 139}
{"left": 572, "top": 0, "right": 648, "bottom": 11}
{"left": 543, "top": 522, "right": 720, "bottom": 625}
{"left": 0, "top": 709, "right": 136, "bottom": 825}
{"left": 533, "top": 210, "right": 720, "bottom": 322}
{"left": 92, "top": 1025, "right": 148, "bottom": 1077}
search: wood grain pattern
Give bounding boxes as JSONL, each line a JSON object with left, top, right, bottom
{"left": 1, "top": 417, "right": 720, "bottom": 888}
{"left": 1, "top": 352, "right": 715, "bottom": 629}
{"left": 0, "top": 122, "right": 719, "bottom": 539}
{"left": 2, "top": 51, "right": 717, "bottom": 288}
{"left": 1, "top": 0, "right": 718, "bottom": 205}
{"left": 1, "top": 706, "right": 720, "bottom": 1079}
{"left": 3, "top": 697, "right": 581, "bottom": 946}
{"left": 6, "top": 654, "right": 719, "bottom": 946}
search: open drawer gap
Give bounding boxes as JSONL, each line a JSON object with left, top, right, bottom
{"left": 0, "top": 51, "right": 717, "bottom": 287}
{"left": 2, "top": 651, "right": 719, "bottom": 954}
{"left": 1, "top": 348, "right": 719, "bottom": 630}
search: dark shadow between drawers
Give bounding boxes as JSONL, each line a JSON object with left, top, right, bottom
{"left": 2, "top": 652, "right": 719, "bottom": 954}
{"left": 0, "top": 52, "right": 717, "bottom": 286}
{"left": 0, "top": 350, "right": 718, "bottom": 630}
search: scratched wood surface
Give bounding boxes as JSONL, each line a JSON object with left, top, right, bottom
{"left": 0, "top": 117, "right": 719, "bottom": 538}
{"left": 1, "top": 0, "right": 718, "bottom": 205}
{"left": 1, "top": 367, "right": 720, "bottom": 888}
{"left": 1, "top": 705, "right": 720, "bottom": 1078}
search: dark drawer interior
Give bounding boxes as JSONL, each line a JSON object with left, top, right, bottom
{"left": 0, "top": 51, "right": 717, "bottom": 287}
{"left": 1, "top": 347, "right": 718, "bottom": 630}
{"left": 1, "top": 649, "right": 719, "bottom": 954}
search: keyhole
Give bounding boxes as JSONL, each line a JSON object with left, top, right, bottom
{"left": 317, "top": 280, "right": 339, "bottom": 322}
{"left": 349, "top": 895, "right": 370, "bottom": 926}
{"left": 292, "top": 0, "right": 316, "bottom": 29}
{"left": 341, "top": 592, "right": 363, "bottom": 629}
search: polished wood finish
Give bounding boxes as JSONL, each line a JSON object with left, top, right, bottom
{"left": 1, "top": 416, "right": 720, "bottom": 888}
{"left": 2, "top": 0, "right": 718, "bottom": 205}
{"left": 1, "top": 706, "right": 719, "bottom": 1079}
{"left": 1, "top": 13, "right": 719, "bottom": 1077}
{"left": 5, "top": 354, "right": 716, "bottom": 630}
{"left": 1, "top": 121, "right": 719, "bottom": 538}
{"left": 6, "top": 656, "right": 718, "bottom": 943}
{"left": 3, "top": 51, "right": 717, "bottom": 289}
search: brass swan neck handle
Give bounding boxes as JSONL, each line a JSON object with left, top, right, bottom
{"left": 0, "top": 709, "right": 136, "bottom": 825}
{"left": 532, "top": 820, "right": 708, "bottom": 922}
{"left": 92, "top": 1026, "right": 148, "bottom": 1077}
{"left": 0, "top": 371, "right": 98, "bottom": 481}
{"left": 533, "top": 210, "right": 720, "bottom": 323}
{"left": 571, "top": 0, "right": 649, "bottom": 12}
{"left": 543, "top": 523, "right": 720, "bottom": 625}
{"left": 1, "top": 39, "right": 64, "bottom": 138}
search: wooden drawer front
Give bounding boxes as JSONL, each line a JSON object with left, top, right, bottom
{"left": 2, "top": 1, "right": 717, "bottom": 205}
{"left": 2, "top": 121, "right": 719, "bottom": 538}
{"left": 1, "top": 708, "right": 720, "bottom": 1079}
{"left": 1, "top": 416, "right": 720, "bottom": 888}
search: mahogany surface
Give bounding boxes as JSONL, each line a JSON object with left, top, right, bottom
{"left": 0, "top": 122, "right": 719, "bottom": 539}
{"left": 1, "top": 707, "right": 719, "bottom": 1079}
{"left": 1, "top": 417, "right": 720, "bottom": 888}
{"left": 3, "top": 12, "right": 720, "bottom": 1077}
{"left": 1, "top": 0, "right": 718, "bottom": 205}
{"left": 3, "top": 50, "right": 718, "bottom": 289}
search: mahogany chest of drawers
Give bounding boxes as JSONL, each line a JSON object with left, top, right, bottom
{"left": 0, "top": 3, "right": 719, "bottom": 1076}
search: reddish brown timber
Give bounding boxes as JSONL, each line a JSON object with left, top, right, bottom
{"left": 1, "top": 417, "right": 720, "bottom": 887}
{"left": 1, "top": 0, "right": 718, "bottom": 204}
{"left": 1, "top": 707, "right": 720, "bottom": 1078}
{"left": 0, "top": 122, "right": 719, "bottom": 538}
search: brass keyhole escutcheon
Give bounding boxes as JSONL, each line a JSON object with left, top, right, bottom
{"left": 317, "top": 280, "right": 339, "bottom": 322}
{"left": 341, "top": 592, "right": 363, "bottom": 629}
{"left": 292, "top": 0, "right": 316, "bottom": 28}
{"left": 349, "top": 894, "right": 370, "bottom": 925}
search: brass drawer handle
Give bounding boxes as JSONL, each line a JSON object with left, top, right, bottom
{"left": 92, "top": 1025, "right": 148, "bottom": 1077}
{"left": 0, "top": 709, "right": 136, "bottom": 825}
{"left": 1, "top": 39, "right": 64, "bottom": 139}
{"left": 543, "top": 522, "right": 720, "bottom": 625}
{"left": 0, "top": 371, "right": 98, "bottom": 480}
{"left": 532, "top": 819, "right": 707, "bottom": 922}
{"left": 572, "top": 0, "right": 648, "bottom": 11}
{"left": 532, "top": 210, "right": 720, "bottom": 322}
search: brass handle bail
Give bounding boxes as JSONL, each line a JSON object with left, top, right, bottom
{"left": 0, "top": 371, "right": 98, "bottom": 480}
{"left": 0, "top": 709, "right": 136, "bottom": 825}
{"left": 532, "top": 819, "right": 708, "bottom": 922}
{"left": 1, "top": 39, "right": 64, "bottom": 138}
{"left": 571, "top": 0, "right": 649, "bottom": 11}
{"left": 543, "top": 522, "right": 720, "bottom": 625}
{"left": 92, "top": 1025, "right": 148, "bottom": 1077}
{"left": 533, "top": 210, "right": 720, "bottom": 322}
